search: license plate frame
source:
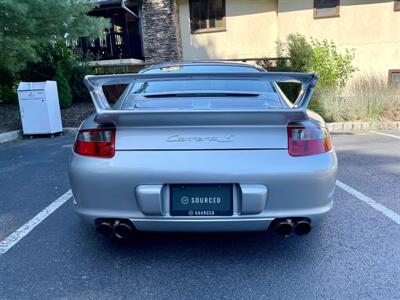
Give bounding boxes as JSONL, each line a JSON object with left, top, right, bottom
{"left": 170, "top": 184, "right": 233, "bottom": 217}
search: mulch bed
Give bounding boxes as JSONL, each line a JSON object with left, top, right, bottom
{"left": 0, "top": 102, "right": 95, "bottom": 134}
{"left": 60, "top": 102, "right": 95, "bottom": 128}
{"left": 0, "top": 103, "right": 21, "bottom": 134}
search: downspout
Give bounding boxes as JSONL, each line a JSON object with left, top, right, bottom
{"left": 121, "top": 0, "right": 143, "bottom": 59}
{"left": 121, "top": 0, "right": 139, "bottom": 18}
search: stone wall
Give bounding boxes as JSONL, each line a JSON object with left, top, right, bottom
{"left": 141, "top": 0, "right": 183, "bottom": 63}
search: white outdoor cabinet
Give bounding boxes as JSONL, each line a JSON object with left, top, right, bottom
{"left": 17, "top": 81, "right": 63, "bottom": 135}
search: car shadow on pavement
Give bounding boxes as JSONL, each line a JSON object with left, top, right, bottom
{"left": 86, "top": 226, "right": 324, "bottom": 264}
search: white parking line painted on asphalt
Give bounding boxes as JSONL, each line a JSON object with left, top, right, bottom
{"left": 336, "top": 180, "right": 400, "bottom": 225}
{"left": 370, "top": 131, "right": 400, "bottom": 140}
{"left": 1, "top": 181, "right": 398, "bottom": 255}
{"left": 0, "top": 190, "right": 72, "bottom": 256}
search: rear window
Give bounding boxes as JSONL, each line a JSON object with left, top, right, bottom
{"left": 130, "top": 79, "right": 274, "bottom": 95}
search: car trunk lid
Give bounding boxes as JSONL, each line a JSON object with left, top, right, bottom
{"left": 115, "top": 124, "right": 288, "bottom": 150}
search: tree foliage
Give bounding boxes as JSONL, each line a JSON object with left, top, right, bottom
{"left": 0, "top": 0, "right": 109, "bottom": 73}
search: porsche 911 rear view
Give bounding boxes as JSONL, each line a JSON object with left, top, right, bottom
{"left": 68, "top": 62, "right": 337, "bottom": 240}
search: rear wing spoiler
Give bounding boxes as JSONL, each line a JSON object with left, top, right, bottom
{"left": 84, "top": 72, "right": 318, "bottom": 125}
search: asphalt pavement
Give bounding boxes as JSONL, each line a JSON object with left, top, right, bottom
{"left": 0, "top": 131, "right": 400, "bottom": 299}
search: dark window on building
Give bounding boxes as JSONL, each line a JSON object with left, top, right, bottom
{"left": 389, "top": 70, "right": 400, "bottom": 84}
{"left": 314, "top": 0, "right": 340, "bottom": 18}
{"left": 189, "top": 0, "right": 226, "bottom": 33}
{"left": 395, "top": 0, "right": 400, "bottom": 11}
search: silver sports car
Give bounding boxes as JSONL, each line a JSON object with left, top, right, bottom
{"left": 68, "top": 62, "right": 337, "bottom": 239}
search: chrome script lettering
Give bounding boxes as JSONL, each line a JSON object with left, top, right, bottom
{"left": 166, "top": 135, "right": 234, "bottom": 143}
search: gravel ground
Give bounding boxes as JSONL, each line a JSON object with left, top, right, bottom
{"left": 0, "top": 102, "right": 94, "bottom": 133}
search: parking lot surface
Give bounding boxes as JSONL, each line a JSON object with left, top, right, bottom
{"left": 0, "top": 131, "right": 400, "bottom": 299}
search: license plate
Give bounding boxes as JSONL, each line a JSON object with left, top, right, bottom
{"left": 170, "top": 184, "right": 233, "bottom": 216}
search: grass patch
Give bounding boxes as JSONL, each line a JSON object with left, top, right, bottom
{"left": 316, "top": 74, "right": 400, "bottom": 122}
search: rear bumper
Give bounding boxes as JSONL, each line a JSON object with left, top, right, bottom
{"left": 68, "top": 149, "right": 337, "bottom": 232}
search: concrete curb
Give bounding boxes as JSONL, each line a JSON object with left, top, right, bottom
{"left": 62, "top": 124, "right": 400, "bottom": 134}
{"left": 327, "top": 122, "right": 400, "bottom": 133}
{"left": 63, "top": 127, "right": 78, "bottom": 135}
{"left": 0, "top": 128, "right": 78, "bottom": 144}
{"left": 0, "top": 130, "right": 22, "bottom": 143}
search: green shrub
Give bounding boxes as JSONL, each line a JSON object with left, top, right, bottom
{"left": 276, "top": 34, "right": 357, "bottom": 90}
{"left": 0, "top": 85, "right": 17, "bottom": 104}
{"left": 0, "top": 66, "right": 17, "bottom": 103}
{"left": 20, "top": 44, "right": 92, "bottom": 104}
{"left": 259, "top": 34, "right": 357, "bottom": 119}
{"left": 309, "top": 38, "right": 357, "bottom": 90}
{"left": 284, "top": 34, "right": 314, "bottom": 72}
{"left": 68, "top": 62, "right": 92, "bottom": 103}
{"left": 54, "top": 66, "right": 72, "bottom": 109}
{"left": 259, "top": 35, "right": 314, "bottom": 103}
{"left": 59, "top": 47, "right": 92, "bottom": 103}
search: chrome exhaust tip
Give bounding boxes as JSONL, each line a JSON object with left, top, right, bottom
{"left": 113, "top": 220, "right": 134, "bottom": 239}
{"left": 274, "top": 219, "right": 294, "bottom": 237}
{"left": 294, "top": 220, "right": 312, "bottom": 236}
{"left": 96, "top": 221, "right": 114, "bottom": 236}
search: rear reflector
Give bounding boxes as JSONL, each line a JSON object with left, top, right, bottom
{"left": 288, "top": 125, "right": 332, "bottom": 156}
{"left": 74, "top": 128, "right": 115, "bottom": 158}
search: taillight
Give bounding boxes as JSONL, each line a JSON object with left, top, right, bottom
{"left": 287, "top": 125, "right": 332, "bottom": 156}
{"left": 74, "top": 128, "right": 115, "bottom": 158}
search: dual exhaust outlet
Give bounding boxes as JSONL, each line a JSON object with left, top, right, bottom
{"left": 96, "top": 218, "right": 310, "bottom": 238}
{"left": 274, "top": 218, "right": 312, "bottom": 237}
{"left": 96, "top": 219, "right": 135, "bottom": 239}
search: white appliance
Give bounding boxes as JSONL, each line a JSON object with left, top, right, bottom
{"left": 17, "top": 81, "right": 63, "bottom": 135}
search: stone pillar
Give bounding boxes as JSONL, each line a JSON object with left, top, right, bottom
{"left": 141, "top": 0, "right": 183, "bottom": 63}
